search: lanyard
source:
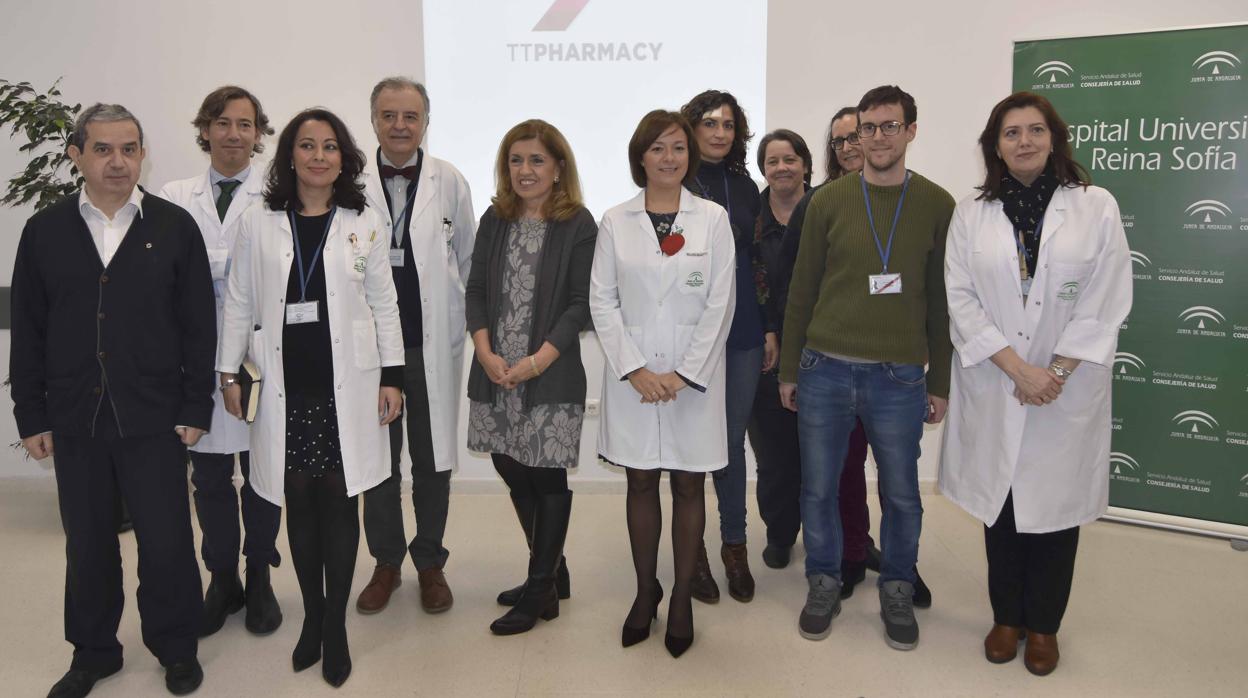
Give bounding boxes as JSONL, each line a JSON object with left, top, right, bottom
{"left": 1014, "top": 213, "right": 1044, "bottom": 270}
{"left": 860, "top": 171, "right": 911, "bottom": 273}
{"left": 697, "top": 170, "right": 733, "bottom": 221}
{"left": 288, "top": 207, "right": 337, "bottom": 302}
{"left": 390, "top": 179, "right": 419, "bottom": 248}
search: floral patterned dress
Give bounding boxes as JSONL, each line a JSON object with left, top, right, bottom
{"left": 467, "top": 218, "right": 584, "bottom": 469}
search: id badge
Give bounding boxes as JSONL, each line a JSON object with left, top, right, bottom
{"left": 286, "top": 301, "right": 320, "bottom": 325}
{"left": 389, "top": 248, "right": 405, "bottom": 267}
{"left": 1020, "top": 278, "right": 1033, "bottom": 297}
{"left": 207, "top": 248, "right": 230, "bottom": 280}
{"left": 868, "top": 273, "right": 902, "bottom": 295}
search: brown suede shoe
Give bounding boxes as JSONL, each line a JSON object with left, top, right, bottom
{"left": 418, "top": 566, "right": 454, "bottom": 614}
{"left": 355, "top": 564, "right": 401, "bottom": 615}
{"left": 720, "top": 543, "right": 755, "bottom": 602}
{"left": 1024, "top": 632, "right": 1060, "bottom": 676}
{"left": 983, "top": 624, "right": 1024, "bottom": 663}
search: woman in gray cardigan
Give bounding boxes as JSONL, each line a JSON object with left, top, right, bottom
{"left": 465, "top": 119, "right": 597, "bottom": 636}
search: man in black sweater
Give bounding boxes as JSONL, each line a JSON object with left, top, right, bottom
{"left": 9, "top": 104, "right": 216, "bottom": 698}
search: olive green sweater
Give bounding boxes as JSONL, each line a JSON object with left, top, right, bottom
{"left": 778, "top": 171, "right": 955, "bottom": 398}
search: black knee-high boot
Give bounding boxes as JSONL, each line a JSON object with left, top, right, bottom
{"left": 493, "top": 455, "right": 571, "bottom": 606}
{"left": 286, "top": 473, "right": 325, "bottom": 673}
{"left": 490, "top": 491, "right": 572, "bottom": 635}
{"left": 320, "top": 472, "right": 359, "bottom": 687}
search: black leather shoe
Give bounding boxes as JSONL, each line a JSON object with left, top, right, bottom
{"left": 244, "top": 565, "right": 283, "bottom": 635}
{"left": 840, "top": 557, "right": 867, "bottom": 599}
{"left": 761, "top": 544, "right": 791, "bottom": 569}
{"left": 199, "top": 569, "right": 244, "bottom": 637}
{"left": 913, "top": 567, "right": 932, "bottom": 609}
{"left": 48, "top": 665, "right": 121, "bottom": 698}
{"left": 690, "top": 543, "right": 720, "bottom": 604}
{"left": 164, "top": 659, "right": 203, "bottom": 696}
{"left": 864, "top": 544, "right": 882, "bottom": 573}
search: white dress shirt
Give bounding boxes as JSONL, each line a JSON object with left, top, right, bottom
{"left": 78, "top": 187, "right": 144, "bottom": 266}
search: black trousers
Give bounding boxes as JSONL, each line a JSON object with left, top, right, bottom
{"left": 748, "top": 371, "right": 802, "bottom": 547}
{"left": 52, "top": 402, "right": 202, "bottom": 672}
{"left": 188, "top": 450, "right": 282, "bottom": 572}
{"left": 984, "top": 492, "right": 1080, "bottom": 634}
{"left": 362, "top": 348, "right": 451, "bottom": 570}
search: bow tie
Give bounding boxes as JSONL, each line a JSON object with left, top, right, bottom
{"left": 380, "top": 165, "right": 419, "bottom": 180}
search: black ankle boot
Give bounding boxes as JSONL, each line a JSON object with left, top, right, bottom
{"left": 200, "top": 567, "right": 244, "bottom": 637}
{"left": 490, "top": 491, "right": 572, "bottom": 636}
{"left": 245, "top": 564, "right": 283, "bottom": 635}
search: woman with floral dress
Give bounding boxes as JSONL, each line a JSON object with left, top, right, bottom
{"left": 464, "top": 119, "right": 597, "bottom": 636}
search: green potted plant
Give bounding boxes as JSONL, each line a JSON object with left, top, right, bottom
{"left": 0, "top": 77, "right": 82, "bottom": 212}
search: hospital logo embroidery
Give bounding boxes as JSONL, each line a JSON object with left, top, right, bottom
{"left": 685, "top": 271, "right": 704, "bottom": 288}
{"left": 1057, "top": 281, "right": 1080, "bottom": 301}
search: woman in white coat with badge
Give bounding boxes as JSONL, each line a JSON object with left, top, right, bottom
{"left": 591, "top": 110, "right": 736, "bottom": 658}
{"left": 939, "top": 92, "right": 1132, "bottom": 677}
{"left": 217, "top": 108, "right": 404, "bottom": 688}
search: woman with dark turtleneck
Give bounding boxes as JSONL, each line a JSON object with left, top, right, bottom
{"left": 679, "top": 90, "right": 770, "bottom": 605}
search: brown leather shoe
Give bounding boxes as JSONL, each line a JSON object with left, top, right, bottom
{"left": 983, "top": 624, "right": 1024, "bottom": 663}
{"left": 355, "top": 564, "right": 401, "bottom": 615}
{"left": 418, "top": 566, "right": 454, "bottom": 614}
{"left": 1024, "top": 632, "right": 1060, "bottom": 676}
{"left": 690, "top": 542, "right": 720, "bottom": 604}
{"left": 720, "top": 543, "right": 755, "bottom": 602}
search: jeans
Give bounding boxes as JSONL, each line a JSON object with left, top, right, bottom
{"left": 713, "top": 345, "right": 762, "bottom": 545}
{"left": 748, "top": 370, "right": 801, "bottom": 547}
{"left": 796, "top": 349, "right": 926, "bottom": 585}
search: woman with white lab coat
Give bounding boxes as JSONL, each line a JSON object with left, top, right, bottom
{"left": 217, "top": 108, "right": 403, "bottom": 688}
{"left": 590, "top": 110, "right": 735, "bottom": 658}
{"left": 939, "top": 92, "right": 1132, "bottom": 676}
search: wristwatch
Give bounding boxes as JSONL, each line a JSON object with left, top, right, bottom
{"left": 1048, "top": 362, "right": 1073, "bottom": 378}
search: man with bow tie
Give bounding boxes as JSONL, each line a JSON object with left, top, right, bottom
{"left": 355, "top": 77, "right": 475, "bottom": 616}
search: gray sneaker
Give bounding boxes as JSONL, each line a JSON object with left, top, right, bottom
{"left": 799, "top": 574, "right": 842, "bottom": 640}
{"left": 880, "top": 580, "right": 919, "bottom": 650}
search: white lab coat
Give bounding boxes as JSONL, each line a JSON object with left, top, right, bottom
{"left": 158, "top": 166, "right": 265, "bottom": 454}
{"left": 590, "top": 189, "right": 736, "bottom": 472}
{"left": 938, "top": 185, "right": 1132, "bottom": 533}
{"left": 216, "top": 204, "right": 404, "bottom": 506}
{"left": 362, "top": 153, "right": 474, "bottom": 472}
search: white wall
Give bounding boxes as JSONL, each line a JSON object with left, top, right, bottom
{"left": 2, "top": 1, "right": 1245, "bottom": 482}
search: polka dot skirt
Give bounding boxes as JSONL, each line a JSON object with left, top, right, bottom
{"left": 285, "top": 394, "right": 345, "bottom": 477}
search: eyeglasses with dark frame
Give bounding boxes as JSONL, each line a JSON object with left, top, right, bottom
{"left": 856, "top": 120, "right": 907, "bottom": 139}
{"left": 830, "top": 132, "right": 861, "bottom": 151}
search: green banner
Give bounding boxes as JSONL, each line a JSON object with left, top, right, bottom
{"left": 1014, "top": 25, "right": 1248, "bottom": 528}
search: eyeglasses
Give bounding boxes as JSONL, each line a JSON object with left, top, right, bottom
{"left": 830, "top": 132, "right": 861, "bottom": 151}
{"left": 856, "top": 120, "right": 906, "bottom": 139}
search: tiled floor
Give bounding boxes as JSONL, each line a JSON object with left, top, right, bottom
{"left": 1, "top": 478, "right": 1244, "bottom": 697}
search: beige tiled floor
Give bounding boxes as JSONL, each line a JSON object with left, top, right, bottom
{"left": 1, "top": 477, "right": 1245, "bottom": 697}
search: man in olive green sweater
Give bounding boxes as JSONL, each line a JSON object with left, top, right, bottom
{"left": 778, "top": 85, "right": 953, "bottom": 651}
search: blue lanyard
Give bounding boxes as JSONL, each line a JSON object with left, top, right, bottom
{"left": 697, "top": 170, "right": 733, "bottom": 221}
{"left": 860, "top": 171, "right": 911, "bottom": 273}
{"left": 1015, "top": 213, "right": 1044, "bottom": 269}
{"left": 288, "top": 207, "right": 337, "bottom": 302}
{"left": 390, "top": 179, "right": 419, "bottom": 248}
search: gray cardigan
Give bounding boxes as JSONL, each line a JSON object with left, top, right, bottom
{"left": 465, "top": 205, "right": 598, "bottom": 408}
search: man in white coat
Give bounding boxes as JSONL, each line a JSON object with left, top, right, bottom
{"left": 354, "top": 77, "right": 475, "bottom": 615}
{"left": 158, "top": 86, "right": 283, "bottom": 638}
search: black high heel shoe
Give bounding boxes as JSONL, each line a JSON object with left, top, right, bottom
{"left": 664, "top": 630, "right": 694, "bottom": 658}
{"left": 291, "top": 618, "right": 322, "bottom": 672}
{"left": 621, "top": 581, "right": 664, "bottom": 647}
